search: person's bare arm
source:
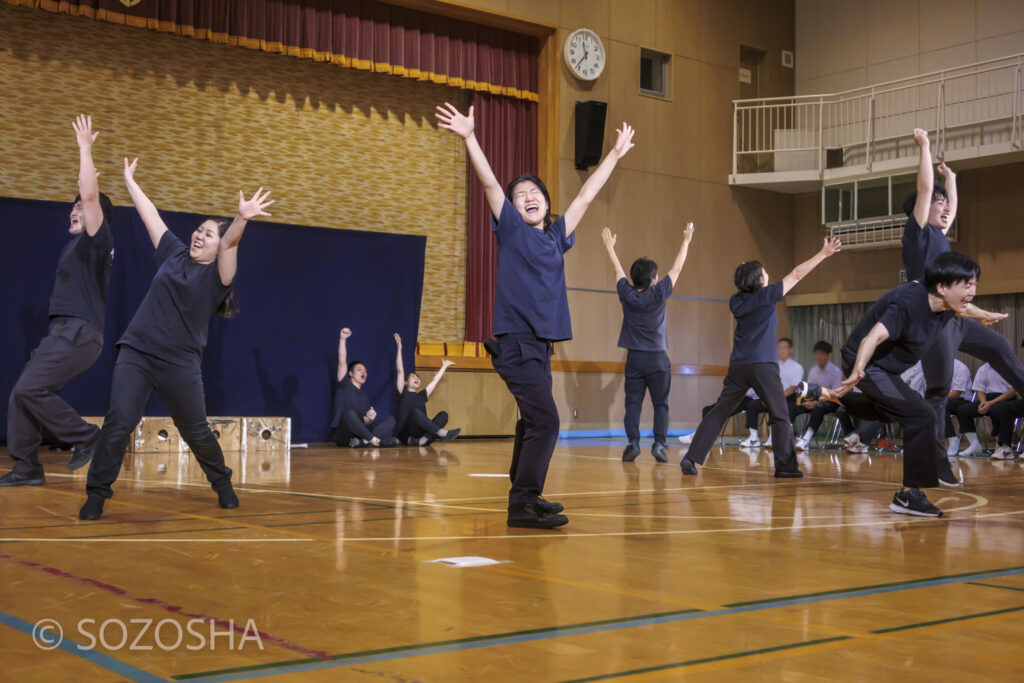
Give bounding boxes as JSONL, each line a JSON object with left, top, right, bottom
{"left": 912, "top": 128, "right": 934, "bottom": 229}
{"left": 435, "top": 103, "right": 506, "bottom": 220}
{"left": 218, "top": 188, "right": 274, "bottom": 287}
{"left": 72, "top": 114, "right": 103, "bottom": 236}
{"left": 936, "top": 162, "right": 957, "bottom": 229}
{"left": 837, "top": 322, "right": 890, "bottom": 396}
{"left": 601, "top": 228, "right": 627, "bottom": 282}
{"left": 562, "top": 123, "right": 635, "bottom": 237}
{"left": 978, "top": 388, "right": 1015, "bottom": 414}
{"left": 394, "top": 333, "right": 405, "bottom": 394}
{"left": 782, "top": 237, "right": 842, "bottom": 295}
{"left": 122, "top": 158, "right": 168, "bottom": 249}
{"left": 666, "top": 222, "right": 695, "bottom": 287}
{"left": 337, "top": 328, "right": 351, "bottom": 382}
{"left": 425, "top": 359, "right": 455, "bottom": 398}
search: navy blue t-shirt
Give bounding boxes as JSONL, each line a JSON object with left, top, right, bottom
{"left": 48, "top": 218, "right": 114, "bottom": 329}
{"left": 901, "top": 214, "right": 950, "bottom": 282}
{"left": 491, "top": 199, "right": 575, "bottom": 341}
{"left": 617, "top": 277, "right": 673, "bottom": 351}
{"left": 729, "top": 282, "right": 784, "bottom": 364}
{"left": 118, "top": 231, "right": 230, "bottom": 367}
{"left": 841, "top": 281, "right": 953, "bottom": 375}
{"left": 330, "top": 375, "right": 370, "bottom": 428}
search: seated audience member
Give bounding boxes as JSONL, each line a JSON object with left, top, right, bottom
{"left": 957, "top": 362, "right": 1014, "bottom": 457}
{"left": 942, "top": 359, "right": 973, "bottom": 455}
{"left": 794, "top": 340, "right": 844, "bottom": 451}
{"left": 393, "top": 333, "right": 461, "bottom": 446}
{"left": 988, "top": 396, "right": 1024, "bottom": 460}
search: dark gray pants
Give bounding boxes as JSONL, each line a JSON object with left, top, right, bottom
{"left": 923, "top": 317, "right": 1024, "bottom": 456}
{"left": 85, "top": 346, "right": 232, "bottom": 499}
{"left": 6, "top": 317, "right": 103, "bottom": 477}
{"left": 398, "top": 410, "right": 448, "bottom": 441}
{"left": 685, "top": 362, "right": 798, "bottom": 472}
{"left": 624, "top": 349, "right": 671, "bottom": 445}
{"left": 334, "top": 413, "right": 396, "bottom": 445}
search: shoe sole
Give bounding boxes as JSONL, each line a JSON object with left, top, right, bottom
{"left": 507, "top": 519, "right": 569, "bottom": 529}
{"left": 0, "top": 478, "right": 45, "bottom": 487}
{"left": 938, "top": 478, "right": 961, "bottom": 487}
{"left": 889, "top": 503, "right": 943, "bottom": 517}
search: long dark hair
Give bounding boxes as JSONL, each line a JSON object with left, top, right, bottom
{"left": 505, "top": 174, "right": 553, "bottom": 226}
{"left": 208, "top": 217, "right": 240, "bottom": 318}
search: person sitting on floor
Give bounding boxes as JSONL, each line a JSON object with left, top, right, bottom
{"left": 393, "top": 333, "right": 461, "bottom": 446}
{"left": 331, "top": 328, "right": 399, "bottom": 448}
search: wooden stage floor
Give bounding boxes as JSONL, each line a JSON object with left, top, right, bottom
{"left": 2, "top": 439, "right": 1023, "bottom": 681}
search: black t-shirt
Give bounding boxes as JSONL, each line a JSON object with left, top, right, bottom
{"left": 117, "top": 231, "right": 230, "bottom": 367}
{"left": 617, "top": 277, "right": 673, "bottom": 351}
{"left": 48, "top": 218, "right": 114, "bottom": 328}
{"left": 395, "top": 388, "right": 428, "bottom": 430}
{"left": 901, "top": 214, "right": 950, "bottom": 282}
{"left": 841, "top": 281, "right": 953, "bottom": 375}
{"left": 729, "top": 282, "right": 784, "bottom": 364}
{"left": 331, "top": 375, "right": 370, "bottom": 428}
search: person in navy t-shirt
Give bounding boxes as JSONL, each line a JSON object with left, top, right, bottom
{"left": 436, "top": 102, "right": 635, "bottom": 529}
{"left": 681, "top": 237, "right": 841, "bottom": 477}
{"left": 601, "top": 223, "right": 694, "bottom": 463}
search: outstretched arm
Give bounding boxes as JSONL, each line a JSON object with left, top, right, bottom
{"left": 563, "top": 123, "right": 636, "bottom": 237}
{"left": 836, "top": 322, "right": 890, "bottom": 396}
{"left": 912, "top": 128, "right": 934, "bottom": 229}
{"left": 123, "top": 157, "right": 168, "bottom": 249}
{"left": 218, "top": 188, "right": 274, "bottom": 286}
{"left": 425, "top": 359, "right": 455, "bottom": 398}
{"left": 394, "top": 333, "right": 406, "bottom": 393}
{"left": 959, "top": 303, "right": 1008, "bottom": 326}
{"left": 936, "top": 162, "right": 958, "bottom": 229}
{"left": 601, "top": 228, "right": 627, "bottom": 282}
{"left": 337, "top": 328, "right": 351, "bottom": 382}
{"left": 666, "top": 222, "right": 695, "bottom": 286}
{"left": 435, "top": 103, "right": 505, "bottom": 220}
{"left": 72, "top": 114, "right": 103, "bottom": 236}
{"left": 782, "top": 237, "right": 842, "bottom": 295}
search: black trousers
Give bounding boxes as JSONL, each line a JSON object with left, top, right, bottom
{"left": 944, "top": 396, "right": 970, "bottom": 438}
{"left": 803, "top": 401, "right": 840, "bottom": 435}
{"left": 990, "top": 398, "right": 1024, "bottom": 445}
{"left": 954, "top": 400, "right": 983, "bottom": 434}
{"left": 699, "top": 396, "right": 762, "bottom": 429}
{"left": 922, "top": 317, "right": 1024, "bottom": 454}
{"left": 839, "top": 364, "right": 938, "bottom": 489}
{"left": 6, "top": 317, "right": 103, "bottom": 477}
{"left": 685, "top": 362, "right": 798, "bottom": 472}
{"left": 837, "top": 407, "right": 882, "bottom": 442}
{"left": 398, "top": 409, "right": 448, "bottom": 441}
{"left": 334, "top": 412, "right": 396, "bottom": 445}
{"left": 85, "top": 346, "right": 232, "bottom": 499}
{"left": 492, "top": 334, "right": 559, "bottom": 505}
{"left": 623, "top": 349, "right": 671, "bottom": 445}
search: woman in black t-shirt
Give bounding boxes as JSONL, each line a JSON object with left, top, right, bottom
{"left": 393, "top": 333, "right": 460, "bottom": 446}
{"left": 78, "top": 157, "right": 274, "bottom": 521}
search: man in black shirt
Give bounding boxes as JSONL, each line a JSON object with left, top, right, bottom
{"left": 393, "top": 334, "right": 460, "bottom": 446}
{"left": 836, "top": 252, "right": 991, "bottom": 517}
{"left": 331, "top": 328, "right": 399, "bottom": 447}
{"left": 2, "top": 115, "right": 114, "bottom": 487}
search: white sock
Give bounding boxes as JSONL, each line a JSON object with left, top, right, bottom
{"left": 946, "top": 437, "right": 959, "bottom": 454}
{"left": 418, "top": 436, "right": 429, "bottom": 446}
{"left": 801, "top": 428, "right": 815, "bottom": 442}
{"left": 966, "top": 432, "right": 980, "bottom": 447}
{"left": 437, "top": 429, "right": 448, "bottom": 437}
{"left": 748, "top": 428, "right": 759, "bottom": 440}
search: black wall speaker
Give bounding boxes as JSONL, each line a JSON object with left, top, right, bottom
{"left": 575, "top": 100, "right": 607, "bottom": 170}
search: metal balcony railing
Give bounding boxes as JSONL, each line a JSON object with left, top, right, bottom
{"left": 732, "top": 53, "right": 1024, "bottom": 177}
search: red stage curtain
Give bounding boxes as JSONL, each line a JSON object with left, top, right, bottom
{"left": 464, "top": 91, "right": 538, "bottom": 342}
{"left": 7, "top": 0, "right": 539, "bottom": 101}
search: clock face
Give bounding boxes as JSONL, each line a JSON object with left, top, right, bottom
{"left": 564, "top": 29, "right": 605, "bottom": 81}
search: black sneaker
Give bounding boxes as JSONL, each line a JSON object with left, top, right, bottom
{"left": 889, "top": 488, "right": 943, "bottom": 517}
{"left": 216, "top": 484, "right": 239, "bottom": 509}
{"left": 381, "top": 437, "right": 401, "bottom": 447}
{"left": 536, "top": 497, "right": 564, "bottom": 514}
{"left": 622, "top": 441, "right": 641, "bottom": 462}
{"left": 439, "top": 428, "right": 461, "bottom": 443}
{"left": 69, "top": 429, "right": 101, "bottom": 471}
{"left": 680, "top": 457, "right": 698, "bottom": 475}
{"left": 651, "top": 442, "right": 668, "bottom": 463}
{"left": 507, "top": 502, "right": 568, "bottom": 529}
{"left": 78, "top": 495, "right": 105, "bottom": 520}
{"left": 774, "top": 469, "right": 804, "bottom": 479}
{"left": 937, "top": 458, "right": 960, "bottom": 487}
{"left": 406, "top": 437, "right": 419, "bottom": 446}
{"left": 0, "top": 471, "right": 45, "bottom": 487}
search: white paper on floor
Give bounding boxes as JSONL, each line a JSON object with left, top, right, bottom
{"left": 468, "top": 473, "right": 507, "bottom": 477}
{"left": 428, "top": 556, "right": 510, "bottom": 568}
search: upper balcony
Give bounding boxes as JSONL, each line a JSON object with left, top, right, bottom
{"left": 730, "top": 53, "right": 1024, "bottom": 194}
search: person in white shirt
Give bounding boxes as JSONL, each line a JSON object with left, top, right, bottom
{"left": 957, "top": 362, "right": 1014, "bottom": 456}
{"left": 794, "top": 341, "right": 845, "bottom": 450}
{"left": 942, "top": 359, "right": 973, "bottom": 455}
{"left": 748, "top": 338, "right": 804, "bottom": 448}
{"left": 901, "top": 361, "right": 927, "bottom": 396}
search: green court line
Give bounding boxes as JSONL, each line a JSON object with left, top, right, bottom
{"left": 967, "top": 581, "right": 1024, "bottom": 593}
{"left": 170, "top": 607, "right": 706, "bottom": 680}
{"left": 871, "top": 604, "right": 1024, "bottom": 634}
{"left": 559, "top": 636, "right": 851, "bottom": 682}
{"left": 724, "top": 565, "right": 1024, "bottom": 607}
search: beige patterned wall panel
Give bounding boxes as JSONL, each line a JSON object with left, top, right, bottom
{"left": 0, "top": 4, "right": 468, "bottom": 341}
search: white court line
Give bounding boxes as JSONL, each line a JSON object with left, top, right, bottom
{"left": 467, "top": 473, "right": 508, "bottom": 478}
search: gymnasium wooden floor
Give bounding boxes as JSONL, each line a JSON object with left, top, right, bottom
{"left": 2, "top": 438, "right": 1024, "bottom": 681}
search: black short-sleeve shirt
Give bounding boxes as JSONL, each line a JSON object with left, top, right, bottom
{"left": 729, "top": 282, "right": 784, "bottom": 364}
{"left": 117, "top": 231, "right": 230, "bottom": 367}
{"left": 395, "top": 388, "right": 428, "bottom": 430}
{"left": 841, "top": 281, "right": 953, "bottom": 375}
{"left": 491, "top": 199, "right": 575, "bottom": 341}
{"left": 617, "top": 277, "right": 673, "bottom": 351}
{"left": 901, "top": 214, "right": 950, "bottom": 282}
{"left": 331, "top": 375, "right": 370, "bottom": 428}
{"left": 48, "top": 218, "right": 114, "bottom": 328}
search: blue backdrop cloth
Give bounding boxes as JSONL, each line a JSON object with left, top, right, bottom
{"left": 0, "top": 196, "right": 425, "bottom": 443}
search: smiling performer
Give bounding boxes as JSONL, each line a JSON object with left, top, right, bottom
{"left": 394, "top": 334, "right": 460, "bottom": 446}
{"left": 2, "top": 115, "right": 114, "bottom": 486}
{"left": 436, "top": 102, "right": 635, "bottom": 529}
{"left": 78, "top": 158, "right": 274, "bottom": 521}
{"left": 905, "top": 129, "right": 1024, "bottom": 486}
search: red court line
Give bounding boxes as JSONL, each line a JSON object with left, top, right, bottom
{"left": 0, "top": 551, "right": 331, "bottom": 661}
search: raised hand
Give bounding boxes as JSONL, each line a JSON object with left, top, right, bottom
{"left": 238, "top": 187, "right": 274, "bottom": 220}
{"left": 683, "top": 221, "right": 695, "bottom": 242}
{"left": 936, "top": 162, "right": 955, "bottom": 181}
{"left": 340, "top": 327, "right": 352, "bottom": 339}
{"left": 441, "top": 359, "right": 456, "bottom": 370}
{"left": 612, "top": 122, "right": 636, "bottom": 158}
{"left": 72, "top": 114, "right": 99, "bottom": 150}
{"left": 435, "top": 103, "right": 475, "bottom": 139}
{"left": 124, "top": 157, "right": 139, "bottom": 185}
{"left": 913, "top": 128, "right": 929, "bottom": 147}
{"left": 820, "top": 236, "right": 842, "bottom": 257}
{"left": 601, "top": 227, "right": 616, "bottom": 249}
{"left": 394, "top": 333, "right": 402, "bottom": 347}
